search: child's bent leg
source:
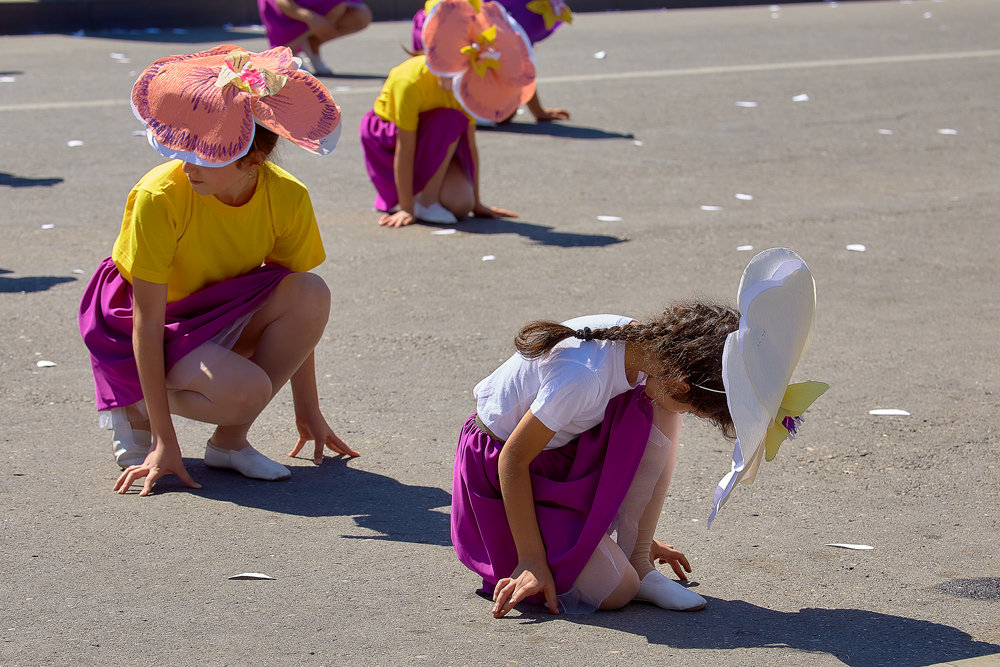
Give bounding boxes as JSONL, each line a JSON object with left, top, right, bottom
{"left": 166, "top": 343, "right": 272, "bottom": 426}
{"left": 438, "top": 157, "right": 475, "bottom": 220}
{"left": 568, "top": 534, "right": 639, "bottom": 612}
{"left": 212, "top": 272, "right": 331, "bottom": 447}
{"left": 415, "top": 136, "right": 460, "bottom": 208}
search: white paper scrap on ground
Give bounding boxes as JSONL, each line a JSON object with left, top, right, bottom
{"left": 923, "top": 11, "right": 932, "bottom": 19}
{"left": 36, "top": 360, "right": 57, "bottom": 368}
{"left": 735, "top": 101, "right": 758, "bottom": 108}
{"left": 878, "top": 129, "right": 894, "bottom": 135}
{"left": 431, "top": 229, "right": 456, "bottom": 235}
{"left": 937, "top": 128, "right": 957, "bottom": 135}
{"left": 333, "top": 86, "right": 351, "bottom": 92}
{"left": 597, "top": 215, "right": 622, "bottom": 222}
{"left": 737, "top": 245, "right": 754, "bottom": 252}
{"left": 67, "top": 140, "right": 84, "bottom": 147}
{"left": 633, "top": 140, "right": 643, "bottom": 147}
{"left": 701, "top": 205, "right": 723, "bottom": 211}
{"left": 41, "top": 224, "right": 55, "bottom": 229}
{"left": 73, "top": 269, "right": 85, "bottom": 274}
{"left": 826, "top": 543, "right": 874, "bottom": 550}
{"left": 769, "top": 4, "right": 779, "bottom": 11}
{"left": 846, "top": 244, "right": 866, "bottom": 252}
{"left": 869, "top": 409, "right": 910, "bottom": 416}
{"left": 0, "top": 76, "right": 16, "bottom": 83}
{"left": 228, "top": 573, "right": 274, "bottom": 580}
{"left": 735, "top": 193, "right": 754, "bottom": 201}
{"left": 593, "top": 50, "right": 607, "bottom": 59}
{"left": 792, "top": 93, "right": 810, "bottom": 102}
{"left": 132, "top": 130, "right": 147, "bottom": 136}
{"left": 482, "top": 255, "right": 496, "bottom": 261}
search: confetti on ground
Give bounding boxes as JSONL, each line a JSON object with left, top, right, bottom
{"left": 869, "top": 409, "right": 910, "bottom": 416}
{"left": 36, "top": 361, "right": 57, "bottom": 368}
{"left": 40, "top": 224, "right": 55, "bottom": 229}
{"left": 769, "top": 4, "right": 779, "bottom": 10}
{"left": 110, "top": 53, "right": 131, "bottom": 63}
{"left": 333, "top": 86, "right": 351, "bottom": 92}
{"left": 597, "top": 215, "right": 622, "bottom": 222}
{"left": 72, "top": 269, "right": 85, "bottom": 274}
{"left": 633, "top": 140, "right": 643, "bottom": 147}
{"left": 132, "top": 130, "right": 147, "bottom": 136}
{"left": 67, "top": 140, "right": 84, "bottom": 147}
{"left": 826, "top": 543, "right": 874, "bottom": 550}
{"left": 1, "top": 76, "right": 16, "bottom": 83}
{"left": 482, "top": 255, "right": 496, "bottom": 261}
{"left": 846, "top": 244, "right": 866, "bottom": 252}
{"left": 737, "top": 245, "right": 754, "bottom": 252}
{"left": 593, "top": 51, "right": 607, "bottom": 59}
{"left": 792, "top": 93, "right": 810, "bottom": 102}
{"left": 700, "top": 205, "right": 723, "bottom": 211}
{"left": 735, "top": 101, "right": 758, "bottom": 108}
{"left": 878, "top": 129, "right": 894, "bottom": 135}
{"left": 735, "top": 193, "right": 754, "bottom": 201}
{"left": 937, "top": 128, "right": 958, "bottom": 135}
{"left": 923, "top": 11, "right": 932, "bottom": 19}
{"left": 431, "top": 229, "right": 456, "bottom": 235}
{"left": 228, "top": 573, "right": 274, "bottom": 580}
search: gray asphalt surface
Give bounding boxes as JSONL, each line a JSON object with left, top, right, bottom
{"left": 2, "top": 1, "right": 999, "bottom": 665}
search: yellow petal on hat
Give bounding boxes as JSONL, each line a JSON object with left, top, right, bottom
{"left": 764, "top": 381, "right": 828, "bottom": 461}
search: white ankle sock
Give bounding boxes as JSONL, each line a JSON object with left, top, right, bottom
{"left": 634, "top": 570, "right": 707, "bottom": 611}
{"left": 204, "top": 443, "right": 291, "bottom": 481}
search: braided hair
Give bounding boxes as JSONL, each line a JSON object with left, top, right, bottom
{"left": 514, "top": 302, "right": 739, "bottom": 437}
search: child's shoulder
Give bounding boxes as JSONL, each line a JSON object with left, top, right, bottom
{"left": 261, "top": 161, "right": 310, "bottom": 196}
{"left": 131, "top": 160, "right": 187, "bottom": 197}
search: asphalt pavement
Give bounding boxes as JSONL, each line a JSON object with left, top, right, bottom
{"left": 1, "top": 1, "right": 999, "bottom": 665}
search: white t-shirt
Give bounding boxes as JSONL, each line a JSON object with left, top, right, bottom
{"left": 474, "top": 314, "right": 646, "bottom": 449}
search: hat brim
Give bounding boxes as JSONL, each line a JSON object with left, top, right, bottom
{"left": 708, "top": 248, "right": 817, "bottom": 526}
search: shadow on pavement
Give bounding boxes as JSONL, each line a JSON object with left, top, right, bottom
{"left": 188, "top": 456, "right": 452, "bottom": 547}
{"left": 448, "top": 218, "right": 626, "bottom": 248}
{"left": 1, "top": 172, "right": 64, "bottom": 188}
{"left": 507, "top": 597, "right": 1000, "bottom": 666}
{"left": 0, "top": 269, "right": 76, "bottom": 293}
{"left": 479, "top": 121, "right": 636, "bottom": 140}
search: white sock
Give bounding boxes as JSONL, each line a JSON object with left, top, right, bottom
{"left": 634, "top": 570, "right": 707, "bottom": 611}
{"left": 204, "top": 443, "right": 291, "bottom": 481}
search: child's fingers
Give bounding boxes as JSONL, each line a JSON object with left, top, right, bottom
{"left": 325, "top": 434, "right": 360, "bottom": 458}
{"left": 288, "top": 436, "right": 308, "bottom": 458}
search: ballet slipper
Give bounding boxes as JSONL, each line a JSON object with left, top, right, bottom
{"left": 112, "top": 422, "right": 152, "bottom": 469}
{"left": 204, "top": 442, "right": 291, "bottom": 481}
{"left": 633, "top": 570, "right": 707, "bottom": 611}
{"left": 414, "top": 202, "right": 458, "bottom": 223}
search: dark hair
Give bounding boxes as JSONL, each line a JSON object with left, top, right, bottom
{"left": 235, "top": 126, "right": 280, "bottom": 167}
{"left": 514, "top": 302, "right": 739, "bottom": 437}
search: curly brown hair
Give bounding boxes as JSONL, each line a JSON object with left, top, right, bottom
{"left": 514, "top": 302, "right": 739, "bottom": 437}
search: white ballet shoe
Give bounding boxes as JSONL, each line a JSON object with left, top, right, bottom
{"left": 112, "top": 422, "right": 152, "bottom": 469}
{"left": 634, "top": 570, "right": 707, "bottom": 611}
{"left": 298, "top": 48, "right": 333, "bottom": 77}
{"left": 204, "top": 442, "right": 291, "bottom": 481}
{"left": 414, "top": 202, "right": 458, "bottom": 224}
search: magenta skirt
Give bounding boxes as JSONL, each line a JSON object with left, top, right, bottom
{"left": 257, "top": 0, "right": 351, "bottom": 48}
{"left": 359, "top": 108, "right": 475, "bottom": 212}
{"left": 451, "top": 386, "right": 654, "bottom": 601}
{"left": 78, "top": 257, "right": 290, "bottom": 411}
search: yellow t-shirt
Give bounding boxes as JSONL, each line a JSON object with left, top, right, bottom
{"left": 372, "top": 55, "right": 472, "bottom": 132}
{"left": 112, "top": 160, "right": 325, "bottom": 303}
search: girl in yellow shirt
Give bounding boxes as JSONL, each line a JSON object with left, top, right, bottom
{"left": 359, "top": 0, "right": 535, "bottom": 227}
{"left": 79, "top": 45, "right": 358, "bottom": 497}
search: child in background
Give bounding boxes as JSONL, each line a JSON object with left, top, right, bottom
{"left": 411, "top": 0, "right": 571, "bottom": 121}
{"left": 451, "top": 248, "right": 826, "bottom": 616}
{"left": 257, "top": 0, "right": 372, "bottom": 76}
{"left": 79, "top": 45, "right": 358, "bottom": 497}
{"left": 359, "top": 0, "right": 534, "bottom": 226}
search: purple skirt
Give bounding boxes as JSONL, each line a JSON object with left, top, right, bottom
{"left": 359, "top": 108, "right": 475, "bottom": 212}
{"left": 451, "top": 386, "right": 654, "bottom": 600}
{"left": 78, "top": 257, "right": 290, "bottom": 411}
{"left": 257, "top": 0, "right": 350, "bottom": 48}
{"left": 411, "top": 3, "right": 560, "bottom": 53}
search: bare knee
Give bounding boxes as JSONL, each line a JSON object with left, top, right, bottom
{"left": 599, "top": 566, "right": 640, "bottom": 611}
{"left": 284, "top": 272, "right": 331, "bottom": 327}
{"left": 342, "top": 5, "right": 372, "bottom": 33}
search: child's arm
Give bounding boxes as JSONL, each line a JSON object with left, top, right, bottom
{"left": 525, "top": 91, "right": 570, "bottom": 122}
{"left": 379, "top": 129, "right": 418, "bottom": 227}
{"left": 113, "top": 278, "right": 201, "bottom": 496}
{"left": 467, "top": 125, "right": 518, "bottom": 220}
{"left": 287, "top": 350, "right": 360, "bottom": 463}
{"left": 492, "top": 410, "right": 559, "bottom": 617}
{"left": 649, "top": 539, "right": 693, "bottom": 581}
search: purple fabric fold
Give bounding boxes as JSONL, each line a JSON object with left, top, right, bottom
{"left": 451, "top": 386, "right": 654, "bottom": 598}
{"left": 78, "top": 257, "right": 290, "bottom": 411}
